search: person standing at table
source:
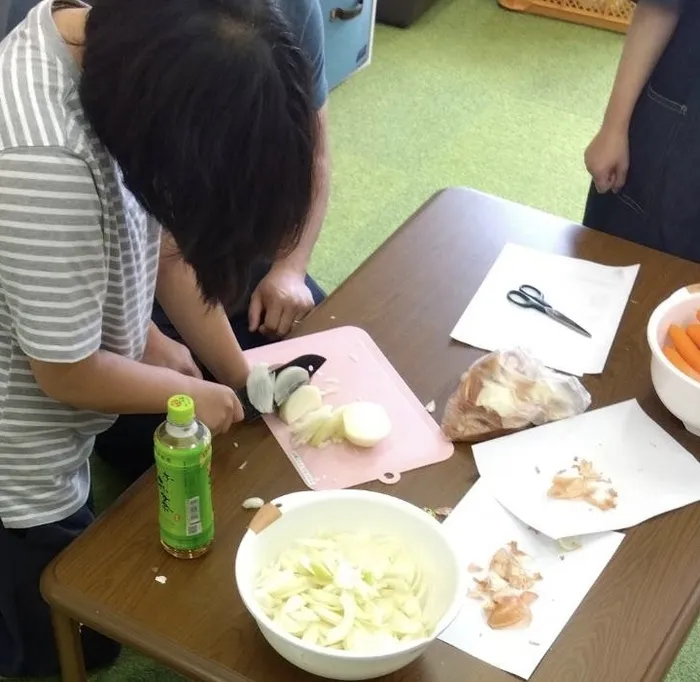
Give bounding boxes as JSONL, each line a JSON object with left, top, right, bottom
{"left": 583, "top": 0, "right": 700, "bottom": 261}
{"left": 0, "top": 0, "right": 328, "bottom": 676}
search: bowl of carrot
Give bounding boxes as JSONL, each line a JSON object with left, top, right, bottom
{"left": 647, "top": 284, "right": 700, "bottom": 436}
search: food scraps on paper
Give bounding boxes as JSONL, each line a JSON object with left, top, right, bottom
{"left": 548, "top": 459, "right": 618, "bottom": 511}
{"left": 468, "top": 541, "right": 543, "bottom": 630}
{"left": 557, "top": 537, "right": 583, "bottom": 552}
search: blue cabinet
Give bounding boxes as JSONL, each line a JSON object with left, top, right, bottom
{"left": 320, "top": 0, "right": 376, "bottom": 91}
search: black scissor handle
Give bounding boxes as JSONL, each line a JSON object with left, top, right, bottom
{"left": 507, "top": 285, "right": 547, "bottom": 310}
{"left": 507, "top": 290, "right": 535, "bottom": 307}
{"left": 331, "top": 1, "right": 363, "bottom": 21}
{"left": 518, "top": 284, "right": 543, "bottom": 299}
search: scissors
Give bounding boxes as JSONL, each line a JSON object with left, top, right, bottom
{"left": 506, "top": 284, "right": 592, "bottom": 338}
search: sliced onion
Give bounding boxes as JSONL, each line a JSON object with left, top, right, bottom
{"left": 247, "top": 363, "right": 275, "bottom": 414}
{"left": 278, "top": 385, "right": 324, "bottom": 425}
{"left": 254, "top": 532, "right": 432, "bottom": 652}
{"left": 274, "top": 367, "right": 310, "bottom": 406}
{"left": 290, "top": 406, "right": 334, "bottom": 446}
{"left": 342, "top": 402, "right": 392, "bottom": 448}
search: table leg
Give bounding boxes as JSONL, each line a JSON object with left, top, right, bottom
{"left": 50, "top": 609, "right": 87, "bottom": 682}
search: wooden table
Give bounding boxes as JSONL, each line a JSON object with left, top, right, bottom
{"left": 42, "top": 188, "right": 700, "bottom": 682}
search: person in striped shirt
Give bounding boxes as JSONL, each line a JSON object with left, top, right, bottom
{"left": 0, "top": 0, "right": 328, "bottom": 675}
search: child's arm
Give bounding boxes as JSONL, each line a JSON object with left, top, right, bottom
{"left": 155, "top": 232, "right": 251, "bottom": 390}
{"left": 585, "top": 0, "right": 681, "bottom": 193}
{"left": 0, "top": 150, "right": 241, "bottom": 434}
{"left": 29, "top": 351, "right": 241, "bottom": 434}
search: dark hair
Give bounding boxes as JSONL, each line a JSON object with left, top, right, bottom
{"left": 79, "top": 0, "right": 318, "bottom": 307}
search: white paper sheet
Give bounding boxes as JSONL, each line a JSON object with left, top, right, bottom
{"left": 450, "top": 244, "right": 640, "bottom": 376}
{"left": 474, "top": 400, "right": 700, "bottom": 540}
{"left": 438, "top": 480, "right": 624, "bottom": 680}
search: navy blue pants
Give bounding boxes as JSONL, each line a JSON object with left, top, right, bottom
{"left": 584, "top": 83, "right": 700, "bottom": 263}
{"left": 0, "top": 505, "right": 121, "bottom": 678}
{"left": 0, "top": 267, "right": 324, "bottom": 678}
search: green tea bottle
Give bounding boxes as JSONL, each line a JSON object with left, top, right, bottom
{"left": 154, "top": 394, "right": 214, "bottom": 559}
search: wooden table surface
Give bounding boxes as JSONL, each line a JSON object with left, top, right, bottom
{"left": 42, "top": 188, "right": 700, "bottom": 682}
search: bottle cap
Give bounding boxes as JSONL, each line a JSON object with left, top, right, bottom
{"left": 167, "top": 394, "right": 195, "bottom": 427}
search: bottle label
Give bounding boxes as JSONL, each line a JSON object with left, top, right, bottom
{"left": 154, "top": 441, "right": 214, "bottom": 552}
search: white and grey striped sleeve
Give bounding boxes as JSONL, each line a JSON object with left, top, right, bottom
{"left": 0, "top": 148, "right": 107, "bottom": 363}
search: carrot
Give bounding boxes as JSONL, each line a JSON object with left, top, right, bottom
{"left": 687, "top": 323, "right": 700, "bottom": 350}
{"left": 668, "top": 324, "right": 700, "bottom": 373}
{"left": 664, "top": 345, "right": 700, "bottom": 381}
{"left": 697, "top": 309, "right": 700, "bottom": 323}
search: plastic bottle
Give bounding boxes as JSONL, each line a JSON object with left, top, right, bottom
{"left": 154, "top": 394, "right": 214, "bottom": 558}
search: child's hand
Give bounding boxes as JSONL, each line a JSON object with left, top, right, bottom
{"left": 585, "top": 126, "right": 630, "bottom": 194}
{"left": 191, "top": 382, "right": 244, "bottom": 435}
{"left": 142, "top": 325, "right": 202, "bottom": 379}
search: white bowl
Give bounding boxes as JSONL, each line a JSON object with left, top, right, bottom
{"left": 234, "top": 489, "right": 467, "bottom": 681}
{"left": 647, "top": 284, "right": 700, "bottom": 436}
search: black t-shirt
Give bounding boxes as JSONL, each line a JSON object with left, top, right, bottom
{"left": 641, "top": 0, "right": 700, "bottom": 104}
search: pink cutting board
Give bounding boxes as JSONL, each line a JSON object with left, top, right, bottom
{"left": 243, "top": 326, "right": 454, "bottom": 490}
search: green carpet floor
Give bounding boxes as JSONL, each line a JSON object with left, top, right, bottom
{"left": 24, "top": 0, "right": 700, "bottom": 679}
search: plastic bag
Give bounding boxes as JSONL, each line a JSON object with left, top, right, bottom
{"left": 441, "top": 348, "right": 591, "bottom": 443}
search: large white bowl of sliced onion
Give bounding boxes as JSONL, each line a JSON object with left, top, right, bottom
{"left": 234, "top": 489, "right": 467, "bottom": 680}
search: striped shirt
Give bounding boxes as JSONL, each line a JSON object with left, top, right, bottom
{"left": 0, "top": 0, "right": 160, "bottom": 528}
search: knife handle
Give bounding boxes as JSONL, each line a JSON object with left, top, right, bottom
{"left": 233, "top": 387, "right": 263, "bottom": 423}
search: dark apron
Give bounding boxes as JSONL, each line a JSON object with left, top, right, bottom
{"left": 583, "top": 8, "right": 700, "bottom": 262}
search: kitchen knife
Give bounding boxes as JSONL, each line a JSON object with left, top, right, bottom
{"left": 236, "top": 354, "right": 327, "bottom": 423}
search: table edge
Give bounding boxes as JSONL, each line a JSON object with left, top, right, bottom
{"left": 41, "top": 569, "right": 254, "bottom": 682}
{"left": 41, "top": 557, "right": 700, "bottom": 682}
{"left": 643, "top": 571, "right": 700, "bottom": 681}
{"left": 314, "top": 187, "right": 449, "bottom": 290}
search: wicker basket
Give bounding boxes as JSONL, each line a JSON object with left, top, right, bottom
{"left": 498, "top": 0, "right": 634, "bottom": 33}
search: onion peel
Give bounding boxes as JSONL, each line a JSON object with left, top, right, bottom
{"left": 469, "top": 542, "right": 543, "bottom": 631}
{"left": 548, "top": 458, "right": 618, "bottom": 511}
